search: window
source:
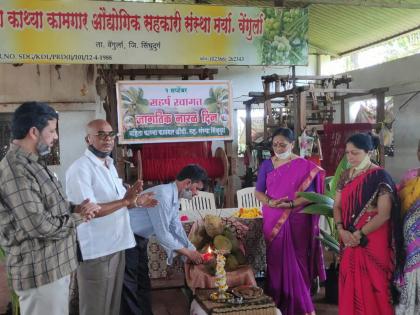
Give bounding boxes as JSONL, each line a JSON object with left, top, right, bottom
{"left": 237, "top": 108, "right": 264, "bottom": 156}
{"left": 322, "top": 29, "right": 420, "bottom": 75}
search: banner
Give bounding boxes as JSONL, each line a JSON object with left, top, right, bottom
{"left": 0, "top": 0, "right": 308, "bottom": 65}
{"left": 116, "top": 80, "right": 233, "bottom": 144}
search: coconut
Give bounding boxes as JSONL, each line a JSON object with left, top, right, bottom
{"left": 222, "top": 227, "right": 240, "bottom": 252}
{"left": 213, "top": 235, "right": 232, "bottom": 252}
{"left": 204, "top": 215, "right": 224, "bottom": 237}
{"left": 225, "top": 254, "right": 239, "bottom": 271}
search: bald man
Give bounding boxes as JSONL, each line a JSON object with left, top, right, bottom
{"left": 65, "top": 119, "right": 156, "bottom": 315}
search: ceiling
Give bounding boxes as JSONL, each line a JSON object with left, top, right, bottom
{"left": 200, "top": 0, "right": 420, "bottom": 56}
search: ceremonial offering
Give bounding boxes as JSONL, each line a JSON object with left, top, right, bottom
{"left": 234, "top": 207, "right": 262, "bottom": 218}
{"left": 210, "top": 249, "right": 233, "bottom": 301}
{"left": 189, "top": 215, "right": 248, "bottom": 275}
{"left": 232, "top": 285, "right": 264, "bottom": 299}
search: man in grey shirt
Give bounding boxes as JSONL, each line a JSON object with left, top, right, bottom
{"left": 121, "top": 164, "right": 206, "bottom": 315}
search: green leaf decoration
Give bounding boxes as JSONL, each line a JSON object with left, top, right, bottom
{"left": 301, "top": 203, "right": 333, "bottom": 217}
{"left": 317, "top": 236, "right": 340, "bottom": 254}
{"left": 297, "top": 192, "right": 334, "bottom": 206}
{"left": 329, "top": 155, "right": 350, "bottom": 196}
{"left": 320, "top": 229, "right": 339, "bottom": 245}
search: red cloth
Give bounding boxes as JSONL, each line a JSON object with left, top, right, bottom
{"left": 339, "top": 213, "right": 394, "bottom": 315}
{"left": 320, "top": 123, "right": 372, "bottom": 176}
{"left": 137, "top": 141, "right": 224, "bottom": 181}
{"left": 339, "top": 171, "right": 394, "bottom": 315}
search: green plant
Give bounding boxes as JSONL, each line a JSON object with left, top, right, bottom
{"left": 297, "top": 156, "right": 350, "bottom": 254}
{"left": 0, "top": 247, "right": 20, "bottom": 315}
{"left": 0, "top": 247, "right": 5, "bottom": 261}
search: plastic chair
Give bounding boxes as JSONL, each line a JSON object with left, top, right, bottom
{"left": 180, "top": 191, "right": 216, "bottom": 211}
{"left": 236, "top": 187, "right": 262, "bottom": 209}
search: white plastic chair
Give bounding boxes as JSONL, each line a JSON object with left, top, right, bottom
{"left": 180, "top": 191, "right": 216, "bottom": 211}
{"left": 236, "top": 187, "right": 262, "bottom": 209}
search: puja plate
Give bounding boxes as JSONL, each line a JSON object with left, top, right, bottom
{"left": 209, "top": 291, "right": 233, "bottom": 302}
{"left": 231, "top": 285, "right": 263, "bottom": 299}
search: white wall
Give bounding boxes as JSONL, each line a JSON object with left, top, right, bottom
{"left": 0, "top": 64, "right": 104, "bottom": 186}
{"left": 341, "top": 54, "right": 420, "bottom": 179}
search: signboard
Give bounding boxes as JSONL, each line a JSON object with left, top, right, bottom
{"left": 0, "top": 1, "right": 308, "bottom": 65}
{"left": 116, "top": 80, "right": 233, "bottom": 144}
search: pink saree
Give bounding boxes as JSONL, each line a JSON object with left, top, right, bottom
{"left": 261, "top": 158, "right": 325, "bottom": 315}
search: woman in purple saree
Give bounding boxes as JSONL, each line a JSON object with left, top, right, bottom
{"left": 255, "top": 128, "right": 326, "bottom": 315}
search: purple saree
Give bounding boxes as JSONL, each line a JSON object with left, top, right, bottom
{"left": 256, "top": 158, "right": 326, "bottom": 315}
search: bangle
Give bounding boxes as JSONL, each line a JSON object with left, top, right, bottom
{"left": 134, "top": 197, "right": 141, "bottom": 208}
{"left": 266, "top": 197, "right": 271, "bottom": 206}
{"left": 335, "top": 221, "right": 343, "bottom": 226}
{"left": 359, "top": 229, "right": 366, "bottom": 237}
{"left": 289, "top": 200, "right": 294, "bottom": 208}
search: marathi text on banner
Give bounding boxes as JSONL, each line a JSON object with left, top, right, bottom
{"left": 0, "top": 1, "right": 308, "bottom": 65}
{"left": 116, "top": 80, "right": 233, "bottom": 144}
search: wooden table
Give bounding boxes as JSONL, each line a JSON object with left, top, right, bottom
{"left": 190, "top": 288, "right": 281, "bottom": 315}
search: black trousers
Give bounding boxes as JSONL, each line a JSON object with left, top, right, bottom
{"left": 120, "top": 234, "right": 153, "bottom": 315}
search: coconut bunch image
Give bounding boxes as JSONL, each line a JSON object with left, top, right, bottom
{"left": 189, "top": 215, "right": 247, "bottom": 275}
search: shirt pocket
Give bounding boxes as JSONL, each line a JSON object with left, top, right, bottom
{"left": 113, "top": 177, "right": 126, "bottom": 197}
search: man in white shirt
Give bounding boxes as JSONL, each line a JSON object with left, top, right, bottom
{"left": 66, "top": 119, "right": 156, "bottom": 315}
{"left": 121, "top": 164, "right": 206, "bottom": 315}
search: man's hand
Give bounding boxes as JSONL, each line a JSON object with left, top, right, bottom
{"left": 185, "top": 249, "right": 203, "bottom": 265}
{"left": 135, "top": 192, "right": 158, "bottom": 208}
{"left": 75, "top": 199, "right": 101, "bottom": 222}
{"left": 124, "top": 180, "right": 144, "bottom": 208}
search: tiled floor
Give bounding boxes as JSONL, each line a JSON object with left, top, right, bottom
{"left": 151, "top": 276, "right": 338, "bottom": 315}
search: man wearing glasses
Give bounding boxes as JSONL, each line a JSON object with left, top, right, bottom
{"left": 65, "top": 119, "right": 157, "bottom": 315}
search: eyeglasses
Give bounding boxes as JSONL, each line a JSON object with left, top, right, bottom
{"left": 272, "top": 142, "right": 289, "bottom": 148}
{"left": 91, "top": 131, "right": 119, "bottom": 140}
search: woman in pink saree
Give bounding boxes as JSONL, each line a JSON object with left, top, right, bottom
{"left": 255, "top": 128, "right": 326, "bottom": 315}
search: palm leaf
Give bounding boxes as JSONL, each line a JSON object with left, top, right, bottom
{"left": 0, "top": 246, "right": 5, "bottom": 261}
{"left": 320, "top": 229, "right": 339, "bottom": 245}
{"left": 301, "top": 203, "right": 333, "bottom": 217}
{"left": 297, "top": 192, "right": 334, "bottom": 206}
{"left": 317, "top": 236, "right": 340, "bottom": 254}
{"left": 329, "top": 156, "right": 349, "bottom": 195}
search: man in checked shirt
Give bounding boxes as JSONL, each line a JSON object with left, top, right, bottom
{"left": 0, "top": 102, "right": 101, "bottom": 315}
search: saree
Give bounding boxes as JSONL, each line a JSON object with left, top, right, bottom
{"left": 396, "top": 170, "right": 420, "bottom": 315}
{"left": 339, "top": 168, "right": 402, "bottom": 315}
{"left": 260, "top": 158, "right": 325, "bottom": 315}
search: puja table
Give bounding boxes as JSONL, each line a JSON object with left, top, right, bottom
{"left": 190, "top": 288, "right": 281, "bottom": 315}
{"left": 147, "top": 208, "right": 266, "bottom": 279}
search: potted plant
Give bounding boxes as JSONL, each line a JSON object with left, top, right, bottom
{"left": 0, "top": 247, "right": 19, "bottom": 315}
{"left": 297, "top": 156, "right": 349, "bottom": 304}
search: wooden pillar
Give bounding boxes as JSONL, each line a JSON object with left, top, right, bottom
{"left": 263, "top": 81, "right": 272, "bottom": 141}
{"left": 245, "top": 102, "right": 252, "bottom": 147}
{"left": 340, "top": 99, "right": 345, "bottom": 123}
{"left": 224, "top": 140, "right": 235, "bottom": 208}
{"left": 376, "top": 92, "right": 385, "bottom": 167}
{"left": 294, "top": 91, "right": 306, "bottom": 137}
{"left": 104, "top": 67, "right": 124, "bottom": 178}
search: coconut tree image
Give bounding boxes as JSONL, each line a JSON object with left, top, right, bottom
{"left": 204, "top": 87, "right": 229, "bottom": 115}
{"left": 121, "top": 87, "right": 149, "bottom": 118}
